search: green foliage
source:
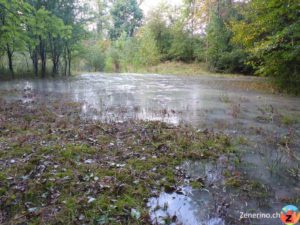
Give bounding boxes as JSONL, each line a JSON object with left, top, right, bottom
{"left": 105, "top": 44, "right": 121, "bottom": 72}
{"left": 168, "top": 22, "right": 194, "bottom": 62}
{"left": 205, "top": 12, "right": 251, "bottom": 74}
{"left": 231, "top": 0, "right": 300, "bottom": 93}
{"left": 134, "top": 27, "right": 161, "bottom": 66}
{"left": 84, "top": 42, "right": 106, "bottom": 72}
{"left": 145, "top": 6, "right": 172, "bottom": 60}
{"left": 95, "top": 0, "right": 110, "bottom": 36}
{"left": 119, "top": 36, "right": 139, "bottom": 69}
{"left": 0, "top": 0, "right": 29, "bottom": 48}
{"left": 104, "top": 29, "right": 160, "bottom": 72}
{"left": 0, "top": 0, "right": 33, "bottom": 75}
{"left": 214, "top": 48, "right": 252, "bottom": 74}
{"left": 0, "top": 0, "right": 86, "bottom": 77}
{"left": 109, "top": 0, "right": 143, "bottom": 40}
{"left": 206, "top": 14, "right": 231, "bottom": 70}
{"left": 31, "top": 8, "right": 71, "bottom": 46}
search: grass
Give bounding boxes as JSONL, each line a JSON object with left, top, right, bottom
{"left": 280, "top": 114, "right": 300, "bottom": 126}
{"left": 121, "top": 61, "right": 240, "bottom": 77}
{"left": 0, "top": 96, "right": 235, "bottom": 224}
{"left": 219, "top": 94, "right": 231, "bottom": 103}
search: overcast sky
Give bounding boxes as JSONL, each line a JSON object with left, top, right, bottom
{"left": 141, "top": 0, "right": 183, "bottom": 15}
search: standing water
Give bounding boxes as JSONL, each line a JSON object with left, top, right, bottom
{"left": 0, "top": 73, "right": 299, "bottom": 225}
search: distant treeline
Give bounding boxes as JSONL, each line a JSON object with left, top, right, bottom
{"left": 0, "top": 0, "right": 299, "bottom": 93}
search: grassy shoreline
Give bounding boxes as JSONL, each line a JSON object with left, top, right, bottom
{"left": 119, "top": 61, "right": 243, "bottom": 77}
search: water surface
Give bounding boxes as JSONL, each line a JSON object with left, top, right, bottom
{"left": 1, "top": 73, "right": 299, "bottom": 225}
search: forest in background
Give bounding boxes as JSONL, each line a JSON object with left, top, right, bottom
{"left": 0, "top": 0, "right": 299, "bottom": 93}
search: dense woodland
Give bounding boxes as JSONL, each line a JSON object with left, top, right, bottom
{"left": 0, "top": 0, "right": 299, "bottom": 92}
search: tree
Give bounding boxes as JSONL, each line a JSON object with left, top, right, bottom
{"left": 24, "top": 0, "right": 87, "bottom": 78}
{"left": 169, "top": 21, "right": 194, "bottom": 62}
{"left": 206, "top": 12, "right": 231, "bottom": 70}
{"left": 195, "top": 0, "right": 250, "bottom": 73}
{"left": 145, "top": 4, "right": 172, "bottom": 60}
{"left": 25, "top": 8, "right": 70, "bottom": 78}
{"left": 95, "top": 0, "right": 109, "bottom": 37}
{"left": 84, "top": 40, "right": 106, "bottom": 71}
{"left": 135, "top": 27, "right": 160, "bottom": 66}
{"left": 0, "top": 0, "right": 31, "bottom": 77}
{"left": 109, "top": 0, "right": 143, "bottom": 40}
{"left": 26, "top": 14, "right": 39, "bottom": 77}
{"left": 231, "top": 0, "right": 300, "bottom": 92}
{"left": 55, "top": 0, "right": 87, "bottom": 76}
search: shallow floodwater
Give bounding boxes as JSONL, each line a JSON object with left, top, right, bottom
{"left": 0, "top": 73, "right": 299, "bottom": 225}
{"left": 1, "top": 73, "right": 299, "bottom": 126}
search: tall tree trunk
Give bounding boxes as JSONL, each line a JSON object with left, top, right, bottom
{"left": 64, "top": 56, "right": 67, "bottom": 76}
{"left": 217, "top": 0, "right": 220, "bottom": 18}
{"left": 190, "top": 0, "right": 195, "bottom": 37}
{"left": 67, "top": 47, "right": 71, "bottom": 76}
{"left": 31, "top": 49, "right": 39, "bottom": 77}
{"left": 6, "top": 44, "right": 14, "bottom": 78}
{"left": 24, "top": 56, "right": 30, "bottom": 72}
{"left": 68, "top": 58, "right": 71, "bottom": 76}
{"left": 190, "top": 0, "right": 196, "bottom": 61}
{"left": 63, "top": 46, "right": 67, "bottom": 76}
{"left": 39, "top": 37, "right": 46, "bottom": 78}
{"left": 50, "top": 36, "right": 60, "bottom": 77}
{"left": 68, "top": 54, "right": 72, "bottom": 76}
{"left": 52, "top": 56, "right": 59, "bottom": 77}
{"left": 205, "top": 0, "right": 213, "bottom": 63}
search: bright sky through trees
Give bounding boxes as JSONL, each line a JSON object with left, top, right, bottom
{"left": 141, "top": 0, "right": 182, "bottom": 15}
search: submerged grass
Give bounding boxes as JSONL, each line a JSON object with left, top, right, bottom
{"left": 123, "top": 61, "right": 211, "bottom": 76}
{"left": 0, "top": 97, "right": 234, "bottom": 224}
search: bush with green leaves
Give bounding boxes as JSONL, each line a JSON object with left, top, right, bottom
{"left": 168, "top": 22, "right": 195, "bottom": 62}
{"left": 84, "top": 44, "right": 106, "bottom": 72}
{"left": 104, "top": 46, "right": 121, "bottom": 72}
{"left": 135, "top": 27, "right": 161, "bottom": 66}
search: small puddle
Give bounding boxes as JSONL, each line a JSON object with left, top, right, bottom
{"left": 181, "top": 159, "right": 229, "bottom": 185}
{"left": 147, "top": 159, "right": 231, "bottom": 225}
{"left": 148, "top": 186, "right": 225, "bottom": 225}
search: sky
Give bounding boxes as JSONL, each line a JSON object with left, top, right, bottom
{"left": 141, "top": 0, "right": 183, "bottom": 15}
{"left": 85, "top": 0, "right": 183, "bottom": 30}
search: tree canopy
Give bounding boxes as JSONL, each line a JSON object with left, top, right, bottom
{"left": 109, "top": 0, "right": 143, "bottom": 40}
{"left": 0, "top": 0, "right": 299, "bottom": 92}
{"left": 231, "top": 0, "right": 300, "bottom": 92}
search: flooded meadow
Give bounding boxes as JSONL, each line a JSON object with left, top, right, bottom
{"left": 0, "top": 73, "right": 299, "bottom": 225}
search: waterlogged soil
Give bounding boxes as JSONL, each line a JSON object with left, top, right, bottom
{"left": 0, "top": 73, "right": 299, "bottom": 225}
